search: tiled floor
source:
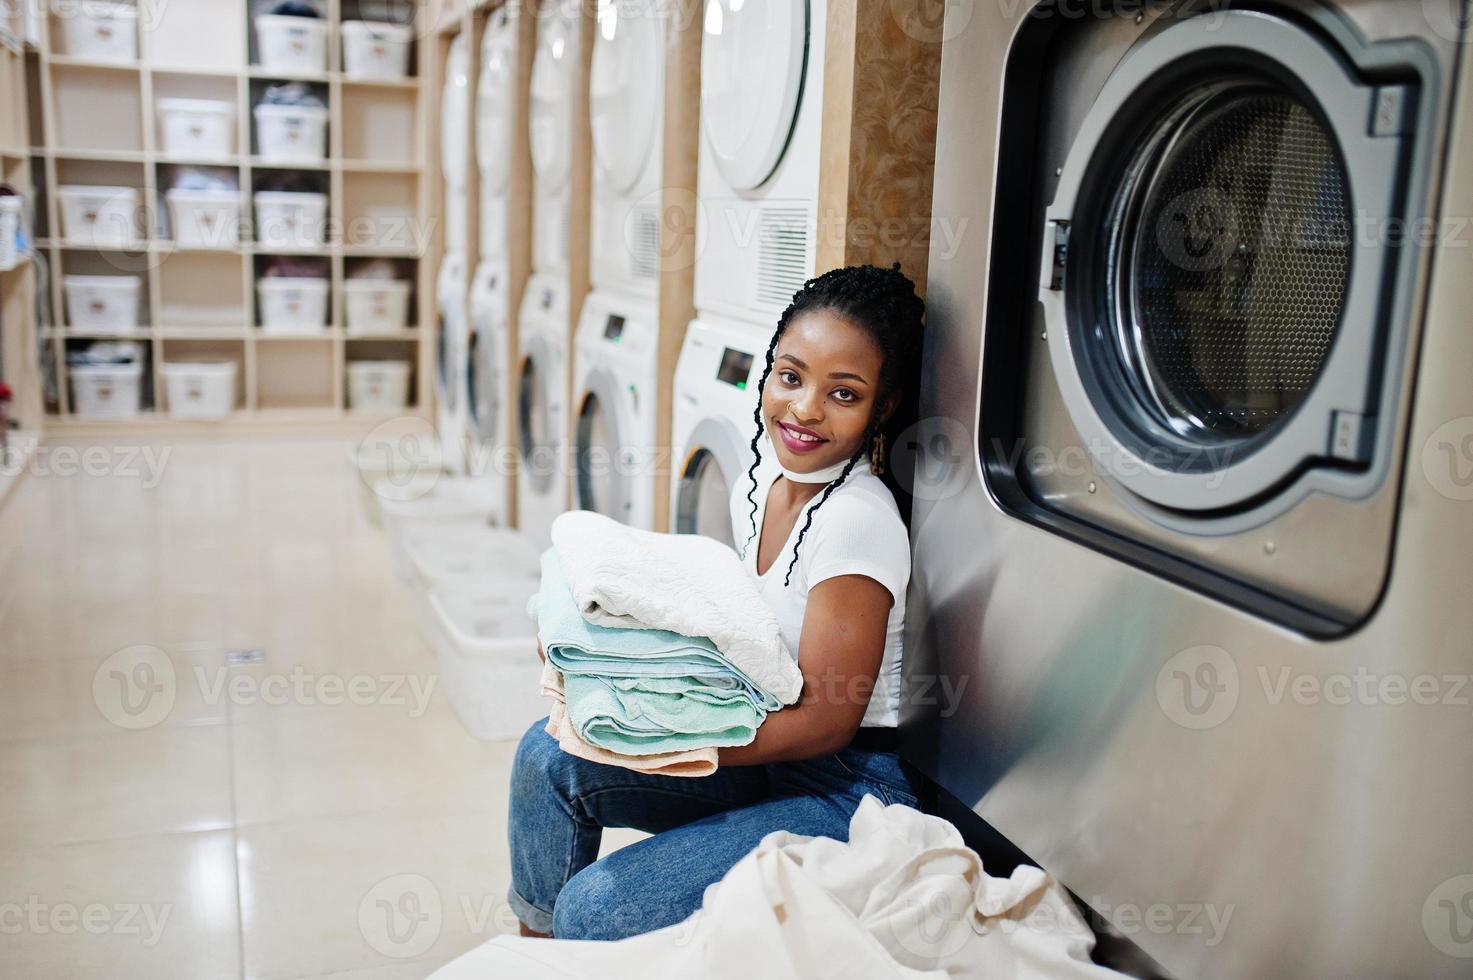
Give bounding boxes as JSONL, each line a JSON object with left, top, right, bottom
{"left": 0, "top": 434, "right": 642, "bottom": 979}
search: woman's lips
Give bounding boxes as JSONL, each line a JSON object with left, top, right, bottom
{"left": 775, "top": 420, "right": 828, "bottom": 454}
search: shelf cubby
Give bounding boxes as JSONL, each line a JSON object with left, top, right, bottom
{"left": 157, "top": 252, "right": 248, "bottom": 330}
{"left": 49, "top": 63, "right": 144, "bottom": 154}
{"left": 255, "top": 337, "right": 335, "bottom": 410}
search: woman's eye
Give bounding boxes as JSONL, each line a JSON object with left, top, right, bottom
{"left": 779, "top": 370, "right": 799, "bottom": 385}
{"left": 834, "top": 389, "right": 856, "bottom": 403}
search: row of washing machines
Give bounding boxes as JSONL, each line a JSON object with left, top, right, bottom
{"left": 361, "top": 0, "right": 828, "bottom": 741}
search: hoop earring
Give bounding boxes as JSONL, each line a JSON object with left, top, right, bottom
{"left": 871, "top": 432, "right": 887, "bottom": 475}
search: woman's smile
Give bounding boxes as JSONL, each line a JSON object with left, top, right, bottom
{"left": 774, "top": 419, "right": 829, "bottom": 453}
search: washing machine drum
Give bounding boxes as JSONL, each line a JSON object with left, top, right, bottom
{"left": 1043, "top": 10, "right": 1411, "bottom": 516}
{"left": 676, "top": 415, "right": 750, "bottom": 546}
{"left": 441, "top": 33, "right": 471, "bottom": 190}
{"left": 477, "top": 8, "right": 516, "bottom": 195}
{"left": 518, "top": 339, "right": 556, "bottom": 495}
{"left": 700, "top": 0, "right": 808, "bottom": 191}
{"left": 530, "top": 6, "right": 575, "bottom": 192}
{"left": 591, "top": 0, "right": 663, "bottom": 194}
{"left": 575, "top": 371, "right": 635, "bottom": 522}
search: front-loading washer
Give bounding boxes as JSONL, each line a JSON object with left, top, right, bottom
{"left": 513, "top": 270, "right": 570, "bottom": 549}
{"left": 466, "top": 257, "right": 513, "bottom": 527}
{"left": 694, "top": 0, "right": 825, "bottom": 330}
{"left": 571, "top": 288, "right": 657, "bottom": 529}
{"left": 435, "top": 252, "right": 469, "bottom": 475}
{"left": 668, "top": 316, "right": 764, "bottom": 546}
{"left": 529, "top": 0, "right": 580, "bottom": 276}
{"left": 442, "top": 31, "right": 471, "bottom": 255}
{"left": 588, "top": 0, "right": 666, "bottom": 296}
{"left": 476, "top": 2, "right": 517, "bottom": 262}
{"left": 915, "top": 4, "right": 1470, "bottom": 976}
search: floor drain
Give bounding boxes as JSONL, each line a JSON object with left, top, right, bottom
{"left": 228, "top": 649, "right": 266, "bottom": 665}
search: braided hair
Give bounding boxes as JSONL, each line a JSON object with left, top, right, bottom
{"left": 739, "top": 263, "right": 925, "bottom": 587}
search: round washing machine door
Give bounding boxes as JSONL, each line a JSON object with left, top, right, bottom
{"left": 517, "top": 335, "right": 556, "bottom": 495}
{"left": 477, "top": 7, "right": 516, "bottom": 195}
{"left": 675, "top": 415, "right": 750, "bottom": 546}
{"left": 574, "top": 369, "right": 633, "bottom": 521}
{"left": 700, "top": 0, "right": 808, "bottom": 191}
{"left": 530, "top": 4, "right": 575, "bottom": 192}
{"left": 441, "top": 33, "right": 471, "bottom": 190}
{"left": 590, "top": 0, "right": 663, "bottom": 194}
{"left": 1041, "top": 9, "right": 1411, "bottom": 519}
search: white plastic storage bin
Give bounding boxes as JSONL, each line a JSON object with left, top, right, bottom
{"left": 254, "top": 103, "right": 328, "bottom": 163}
{"left": 254, "top": 14, "right": 328, "bottom": 73}
{"left": 157, "top": 99, "right": 237, "bottom": 158}
{"left": 256, "top": 276, "right": 329, "bottom": 333}
{"left": 71, "top": 362, "right": 144, "bottom": 419}
{"left": 57, "top": 185, "right": 140, "bottom": 247}
{"left": 403, "top": 522, "right": 542, "bottom": 590}
{"left": 165, "top": 188, "right": 242, "bottom": 248}
{"left": 344, "top": 279, "right": 412, "bottom": 334}
{"left": 349, "top": 437, "right": 446, "bottom": 529}
{"left": 341, "top": 20, "right": 413, "bottom": 79}
{"left": 59, "top": 1, "right": 137, "bottom": 62}
{"left": 64, "top": 275, "right": 142, "bottom": 331}
{"left": 347, "top": 359, "right": 411, "bottom": 413}
{"left": 426, "top": 586, "right": 547, "bottom": 741}
{"left": 161, "top": 361, "right": 237, "bottom": 419}
{"left": 254, "top": 190, "right": 327, "bottom": 249}
{"left": 0, "top": 196, "right": 23, "bottom": 272}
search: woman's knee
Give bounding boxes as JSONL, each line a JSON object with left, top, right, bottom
{"left": 551, "top": 863, "right": 642, "bottom": 941}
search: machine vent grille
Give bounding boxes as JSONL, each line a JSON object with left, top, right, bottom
{"left": 630, "top": 206, "right": 660, "bottom": 281}
{"left": 756, "top": 207, "right": 811, "bottom": 307}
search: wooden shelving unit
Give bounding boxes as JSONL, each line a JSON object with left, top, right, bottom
{"left": 1, "top": 13, "right": 44, "bottom": 503}
{"left": 27, "top": 0, "right": 431, "bottom": 425}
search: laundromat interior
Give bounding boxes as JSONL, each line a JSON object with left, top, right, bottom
{"left": 2, "top": 0, "right": 1473, "bottom": 976}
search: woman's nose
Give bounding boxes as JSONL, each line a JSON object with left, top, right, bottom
{"left": 790, "top": 385, "right": 823, "bottom": 423}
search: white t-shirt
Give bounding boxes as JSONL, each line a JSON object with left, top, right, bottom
{"left": 728, "top": 448, "right": 910, "bottom": 728}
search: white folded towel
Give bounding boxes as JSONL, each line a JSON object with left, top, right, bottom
{"left": 550, "top": 510, "right": 803, "bottom": 705}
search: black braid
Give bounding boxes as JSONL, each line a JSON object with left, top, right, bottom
{"left": 738, "top": 263, "right": 926, "bottom": 587}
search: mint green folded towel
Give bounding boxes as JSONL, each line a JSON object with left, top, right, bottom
{"left": 529, "top": 548, "right": 776, "bottom": 755}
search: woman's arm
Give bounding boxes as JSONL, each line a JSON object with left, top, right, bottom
{"left": 716, "top": 573, "right": 892, "bottom": 766}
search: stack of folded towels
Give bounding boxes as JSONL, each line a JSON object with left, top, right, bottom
{"left": 528, "top": 510, "right": 805, "bottom": 777}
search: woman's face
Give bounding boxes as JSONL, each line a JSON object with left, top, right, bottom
{"left": 761, "top": 310, "right": 895, "bottom": 475}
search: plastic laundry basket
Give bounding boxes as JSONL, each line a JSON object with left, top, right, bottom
{"left": 342, "top": 20, "right": 413, "bottom": 79}
{"left": 161, "top": 361, "right": 237, "bottom": 419}
{"left": 257, "top": 276, "right": 329, "bottom": 333}
{"left": 255, "top": 14, "right": 328, "bottom": 73}
{"left": 64, "top": 275, "right": 141, "bottom": 331}
{"left": 254, "top": 190, "right": 327, "bottom": 248}
{"left": 157, "top": 98, "right": 237, "bottom": 157}
{"left": 344, "top": 279, "right": 412, "bottom": 334}
{"left": 403, "top": 522, "right": 542, "bottom": 590}
{"left": 254, "top": 103, "right": 329, "bottom": 163}
{"left": 57, "top": 185, "right": 140, "bottom": 247}
{"left": 165, "top": 188, "right": 242, "bottom": 248}
{"left": 347, "top": 359, "right": 411, "bottom": 413}
{"left": 60, "top": 1, "right": 137, "bottom": 62}
{"left": 426, "top": 585, "right": 548, "bottom": 740}
{"left": 71, "top": 362, "right": 144, "bottom": 419}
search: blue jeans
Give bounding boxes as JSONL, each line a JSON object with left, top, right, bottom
{"left": 506, "top": 715, "right": 922, "bottom": 940}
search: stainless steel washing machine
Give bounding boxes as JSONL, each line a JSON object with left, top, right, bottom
{"left": 914, "top": 2, "right": 1473, "bottom": 975}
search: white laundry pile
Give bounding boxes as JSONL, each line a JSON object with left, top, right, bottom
{"left": 529, "top": 510, "right": 805, "bottom": 776}
{"left": 427, "top": 795, "right": 1127, "bottom": 979}
{"left": 550, "top": 509, "right": 803, "bottom": 703}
